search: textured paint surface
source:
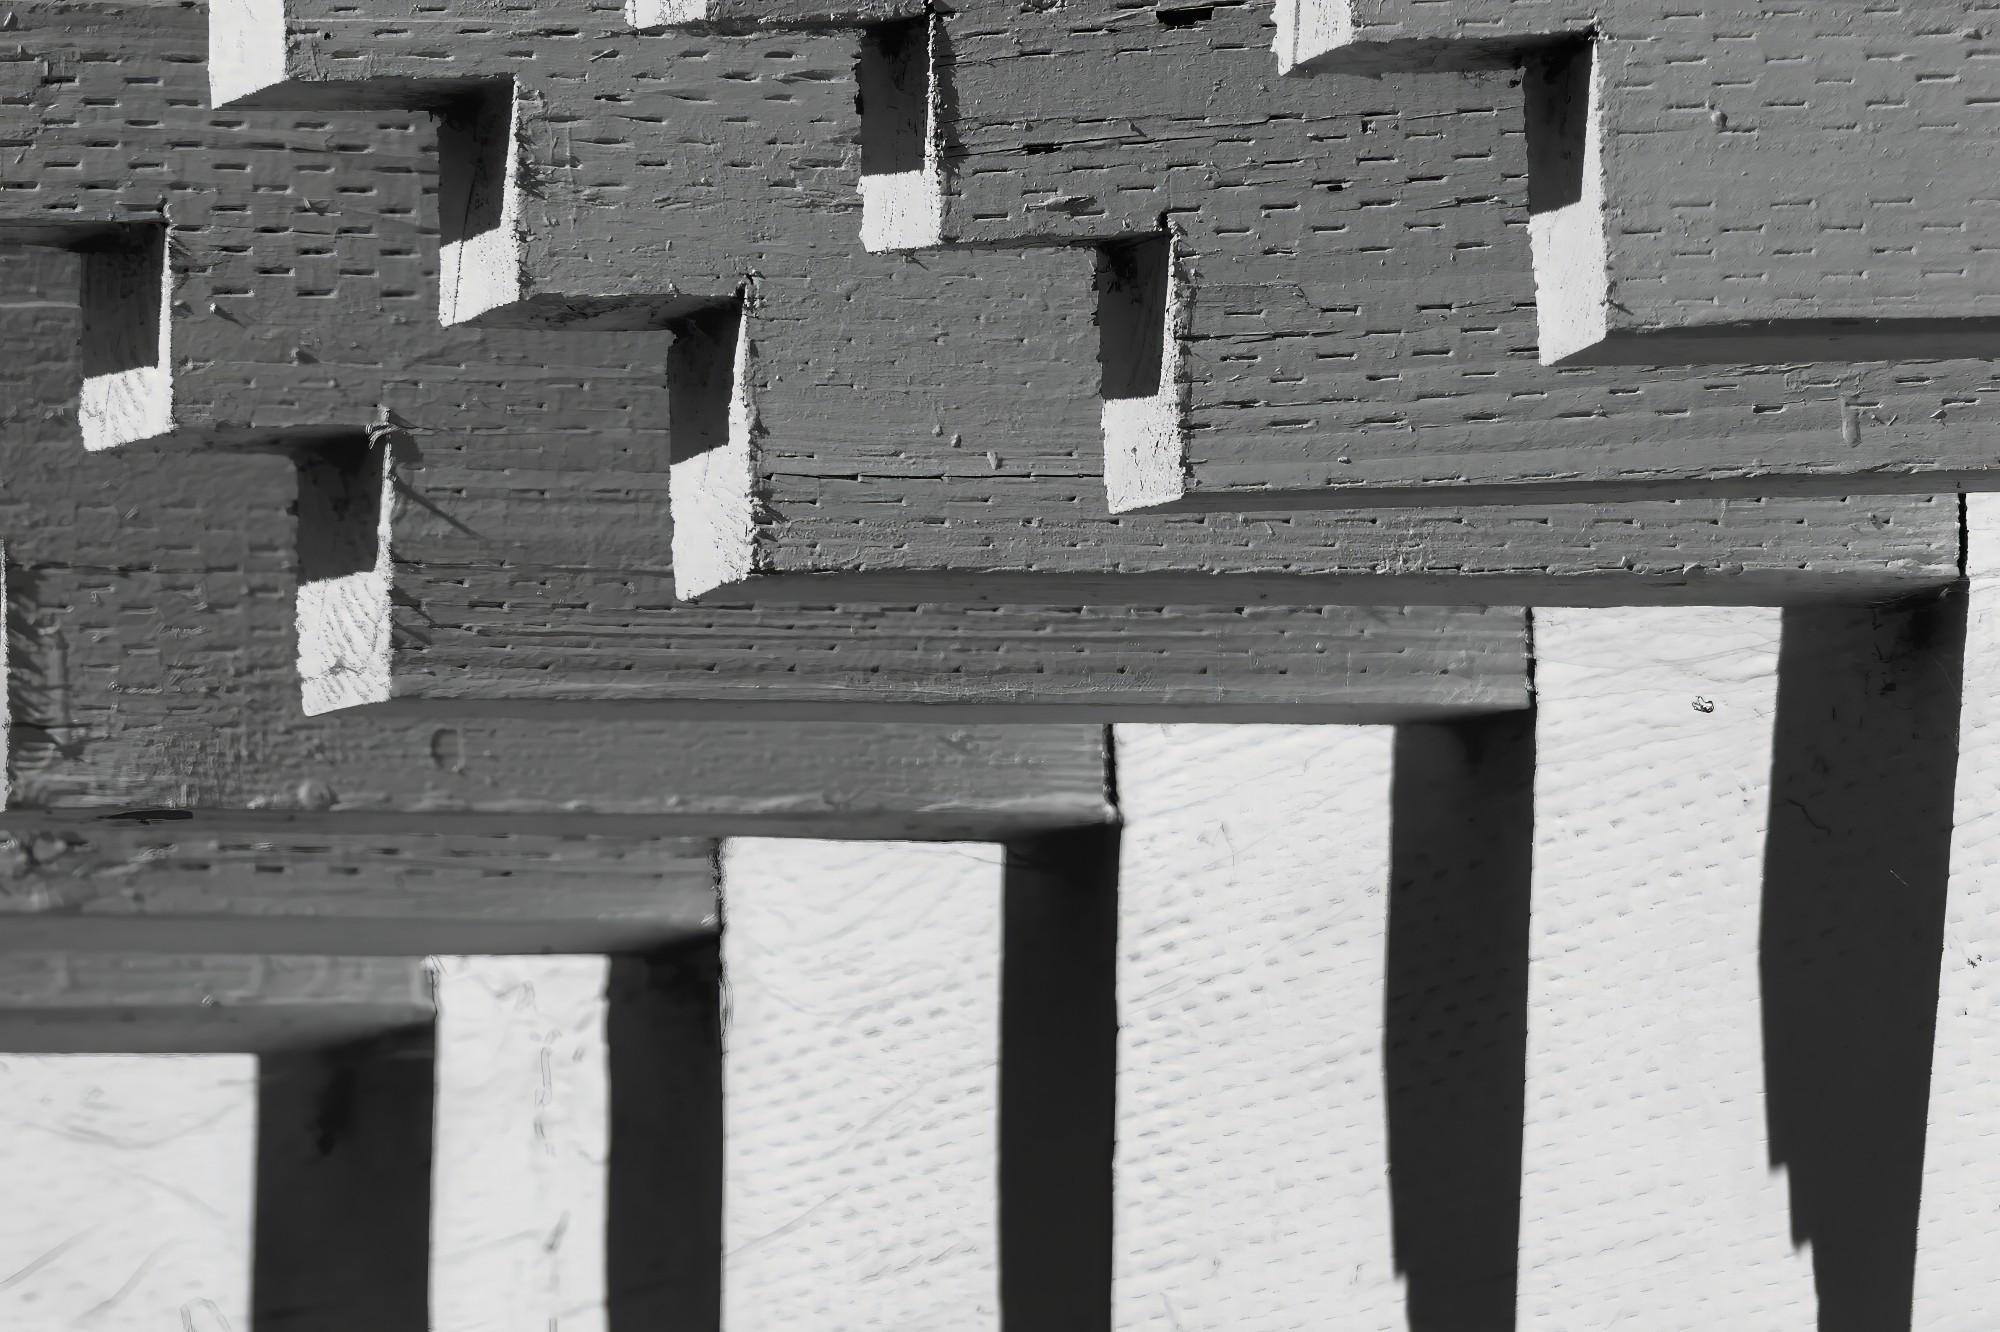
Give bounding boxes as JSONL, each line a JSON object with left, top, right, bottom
{"left": 1111, "top": 724, "right": 1404, "bottom": 1331}
{"left": 431, "top": 955, "right": 612, "bottom": 1332}
{"left": 0, "top": 1054, "right": 255, "bottom": 1331}
{"left": 1916, "top": 492, "right": 2000, "bottom": 1329}
{"left": 1525, "top": 607, "right": 1814, "bottom": 1329}
{"left": 722, "top": 838, "right": 1003, "bottom": 1331}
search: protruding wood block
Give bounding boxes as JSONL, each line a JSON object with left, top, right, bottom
{"left": 192, "top": 1, "right": 2000, "bottom": 515}
{"left": 0, "top": 827, "right": 717, "bottom": 955}
{"left": 0, "top": 249, "right": 1115, "bottom": 834}
{"left": 0, "top": 953, "right": 432, "bottom": 1053}
{"left": 1284, "top": 2, "right": 2000, "bottom": 367}
{"left": 1525, "top": 606, "right": 1815, "bottom": 1327}
{"left": 721, "top": 838, "right": 1004, "bottom": 1329}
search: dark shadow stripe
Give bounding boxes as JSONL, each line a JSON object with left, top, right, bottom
{"left": 1763, "top": 593, "right": 1966, "bottom": 1332}
{"left": 1387, "top": 712, "right": 1536, "bottom": 1332}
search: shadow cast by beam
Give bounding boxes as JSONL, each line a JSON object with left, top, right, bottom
{"left": 253, "top": 1026, "right": 435, "bottom": 1331}
{"left": 1386, "top": 713, "right": 1536, "bottom": 1331}
{"left": 604, "top": 943, "right": 724, "bottom": 1332}
{"left": 1001, "top": 827, "right": 1120, "bottom": 1332}
{"left": 1762, "top": 594, "right": 1966, "bottom": 1332}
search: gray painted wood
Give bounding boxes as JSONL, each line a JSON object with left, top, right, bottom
{"left": 0, "top": 953, "right": 432, "bottom": 1052}
{"left": 0, "top": 247, "right": 1114, "bottom": 832}
{"left": 1283, "top": 1, "right": 2000, "bottom": 364}
{"left": 0, "top": 153, "right": 1536, "bottom": 720}
{"left": 0, "top": 825, "right": 718, "bottom": 955}
{"left": 194, "top": 0, "right": 2000, "bottom": 515}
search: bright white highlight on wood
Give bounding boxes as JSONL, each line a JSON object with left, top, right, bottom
{"left": 440, "top": 92, "right": 526, "bottom": 328}
{"left": 858, "top": 19, "right": 944, "bottom": 253}
{"left": 1102, "top": 239, "right": 1190, "bottom": 516}
{"left": 627, "top": 0, "right": 707, "bottom": 29}
{"left": 1272, "top": 0, "right": 1353, "bottom": 73}
{"left": 1529, "top": 53, "right": 1610, "bottom": 366}
{"left": 431, "top": 955, "right": 612, "bottom": 1332}
{"left": 859, "top": 170, "right": 944, "bottom": 253}
{"left": 721, "top": 837, "right": 1003, "bottom": 1332}
{"left": 297, "top": 446, "right": 395, "bottom": 716}
{"left": 78, "top": 242, "right": 173, "bottom": 452}
{"left": 0, "top": 1054, "right": 255, "bottom": 1331}
{"left": 207, "top": 0, "right": 288, "bottom": 107}
{"left": 1523, "top": 607, "right": 1814, "bottom": 1330}
{"left": 1914, "top": 494, "right": 2000, "bottom": 1330}
{"left": 670, "top": 309, "right": 760, "bottom": 600}
{"left": 1111, "top": 723, "right": 1403, "bottom": 1332}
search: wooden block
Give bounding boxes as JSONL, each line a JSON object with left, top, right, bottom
{"left": 1, "top": 235, "right": 1534, "bottom": 729}
{"left": 0, "top": 826, "right": 717, "bottom": 955}
{"left": 0, "top": 1053, "right": 257, "bottom": 1330}
{"left": 1283, "top": 2, "right": 2000, "bottom": 366}
{"left": 1112, "top": 723, "right": 1404, "bottom": 1329}
{"left": 193, "top": 1, "right": 2000, "bottom": 514}
{"left": 721, "top": 838, "right": 1004, "bottom": 1329}
{"left": 0, "top": 953, "right": 432, "bottom": 1053}
{"left": 1524, "top": 606, "right": 1815, "bottom": 1327}
{"left": 0, "top": 255, "right": 1116, "bottom": 835}
{"left": 330, "top": 435, "right": 1536, "bottom": 719}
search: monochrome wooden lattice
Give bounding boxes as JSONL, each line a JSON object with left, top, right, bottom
{"left": 1, "top": 0, "right": 1999, "bottom": 1328}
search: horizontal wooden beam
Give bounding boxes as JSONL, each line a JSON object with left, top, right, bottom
{"left": 0, "top": 826, "right": 717, "bottom": 955}
{"left": 191, "top": 0, "right": 2000, "bottom": 518}
{"left": 0, "top": 953, "right": 432, "bottom": 1052}
{"left": 314, "top": 438, "right": 1532, "bottom": 717}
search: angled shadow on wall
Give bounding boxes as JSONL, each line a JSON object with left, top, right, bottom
{"left": 1762, "top": 593, "right": 1966, "bottom": 1332}
{"left": 1387, "top": 713, "right": 1537, "bottom": 1331}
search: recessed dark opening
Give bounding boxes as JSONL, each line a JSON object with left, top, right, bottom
{"left": 1095, "top": 235, "right": 1171, "bottom": 401}
{"left": 667, "top": 299, "right": 744, "bottom": 464}
{"left": 857, "top": 17, "right": 931, "bottom": 178}
{"left": 1522, "top": 39, "right": 1593, "bottom": 217}
{"left": 77, "top": 222, "right": 166, "bottom": 381}
{"left": 436, "top": 80, "right": 515, "bottom": 251}
{"left": 296, "top": 436, "right": 386, "bottom": 585}
{"left": 1155, "top": 5, "right": 1215, "bottom": 27}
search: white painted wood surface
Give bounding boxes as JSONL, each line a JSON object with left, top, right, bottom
{"left": 1524, "top": 607, "right": 1814, "bottom": 1329}
{"left": 431, "top": 955, "right": 612, "bottom": 1332}
{"left": 721, "top": 838, "right": 1003, "bottom": 1332}
{"left": 0, "top": 1054, "right": 255, "bottom": 1331}
{"left": 1111, "top": 723, "right": 1403, "bottom": 1332}
{"left": 1916, "top": 493, "right": 2000, "bottom": 1330}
